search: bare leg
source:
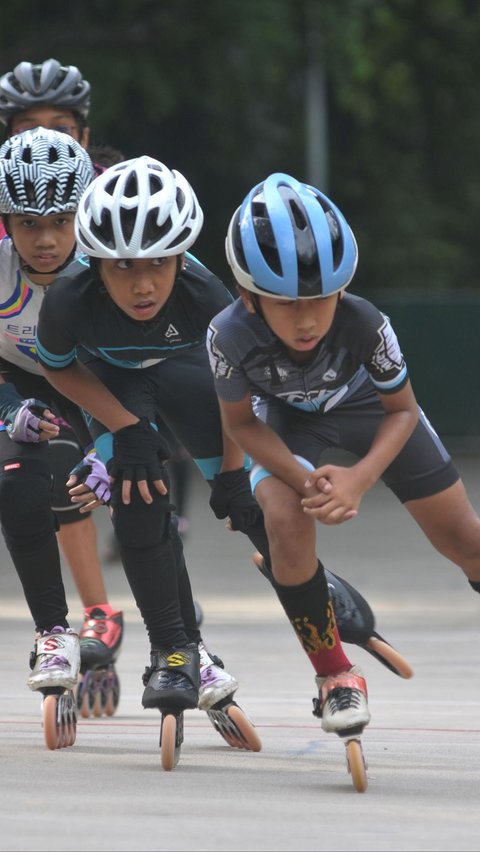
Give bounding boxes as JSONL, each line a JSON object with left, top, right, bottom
{"left": 56, "top": 515, "right": 109, "bottom": 606}
{"left": 405, "top": 480, "right": 480, "bottom": 582}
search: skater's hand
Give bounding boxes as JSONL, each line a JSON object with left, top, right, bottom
{"left": 6, "top": 398, "right": 59, "bottom": 443}
{"left": 110, "top": 418, "right": 169, "bottom": 505}
{"left": 301, "top": 464, "right": 367, "bottom": 524}
{"left": 209, "top": 467, "right": 262, "bottom": 532}
{"left": 68, "top": 451, "right": 112, "bottom": 511}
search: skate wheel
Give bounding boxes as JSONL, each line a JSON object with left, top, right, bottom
{"left": 65, "top": 718, "right": 76, "bottom": 747}
{"left": 345, "top": 739, "right": 368, "bottom": 793}
{"left": 226, "top": 705, "right": 262, "bottom": 752}
{"left": 367, "top": 636, "right": 414, "bottom": 679}
{"left": 160, "top": 714, "right": 178, "bottom": 771}
{"left": 105, "top": 673, "right": 120, "bottom": 717}
{"left": 92, "top": 686, "right": 105, "bottom": 718}
{"left": 43, "top": 695, "right": 60, "bottom": 750}
{"left": 79, "top": 685, "right": 93, "bottom": 719}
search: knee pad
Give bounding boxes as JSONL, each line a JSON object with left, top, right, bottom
{"left": 111, "top": 486, "right": 172, "bottom": 549}
{"left": 0, "top": 457, "right": 55, "bottom": 542}
{"left": 48, "top": 429, "right": 88, "bottom": 524}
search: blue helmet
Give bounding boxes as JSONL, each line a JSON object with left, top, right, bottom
{"left": 226, "top": 172, "right": 358, "bottom": 299}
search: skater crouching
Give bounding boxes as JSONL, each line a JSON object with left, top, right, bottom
{"left": 207, "top": 172, "right": 480, "bottom": 741}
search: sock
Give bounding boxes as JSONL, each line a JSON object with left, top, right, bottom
{"left": 273, "top": 562, "right": 352, "bottom": 676}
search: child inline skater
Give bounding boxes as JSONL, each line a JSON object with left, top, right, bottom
{"left": 35, "top": 157, "right": 412, "bottom": 743}
{"left": 0, "top": 59, "right": 126, "bottom": 693}
{"left": 206, "top": 172, "right": 480, "bottom": 745}
{"left": 0, "top": 130, "right": 249, "bottom": 734}
{"left": 0, "top": 57, "right": 203, "bottom": 645}
{"left": 0, "top": 127, "right": 96, "bottom": 741}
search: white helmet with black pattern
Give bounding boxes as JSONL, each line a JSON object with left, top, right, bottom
{"left": 75, "top": 155, "right": 204, "bottom": 258}
{"left": 0, "top": 127, "right": 95, "bottom": 215}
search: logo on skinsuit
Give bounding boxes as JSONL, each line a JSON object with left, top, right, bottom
{"left": 291, "top": 602, "right": 337, "bottom": 654}
{"left": 167, "top": 652, "right": 190, "bottom": 667}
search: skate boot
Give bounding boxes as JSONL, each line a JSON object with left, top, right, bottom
{"left": 28, "top": 626, "right": 80, "bottom": 692}
{"left": 143, "top": 643, "right": 200, "bottom": 771}
{"left": 198, "top": 640, "right": 238, "bottom": 710}
{"left": 142, "top": 643, "right": 200, "bottom": 712}
{"left": 313, "top": 665, "right": 370, "bottom": 793}
{"left": 27, "top": 626, "right": 80, "bottom": 751}
{"left": 253, "top": 553, "right": 413, "bottom": 678}
{"left": 198, "top": 641, "right": 262, "bottom": 752}
{"left": 313, "top": 665, "right": 370, "bottom": 735}
{"left": 76, "top": 605, "right": 123, "bottom": 719}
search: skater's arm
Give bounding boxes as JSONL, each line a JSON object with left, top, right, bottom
{"left": 41, "top": 362, "right": 167, "bottom": 504}
{"left": 41, "top": 362, "right": 138, "bottom": 432}
{"left": 218, "top": 395, "right": 313, "bottom": 496}
{"left": 302, "top": 381, "right": 419, "bottom": 524}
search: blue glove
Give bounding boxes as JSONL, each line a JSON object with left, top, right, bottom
{"left": 69, "top": 451, "right": 111, "bottom": 504}
{"left": 209, "top": 467, "right": 263, "bottom": 532}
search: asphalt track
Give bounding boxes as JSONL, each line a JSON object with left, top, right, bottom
{"left": 0, "top": 451, "right": 479, "bottom": 852}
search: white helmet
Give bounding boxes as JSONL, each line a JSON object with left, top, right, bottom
{"left": 75, "top": 155, "right": 204, "bottom": 258}
{"left": 0, "top": 127, "right": 94, "bottom": 216}
{"left": 0, "top": 58, "right": 91, "bottom": 125}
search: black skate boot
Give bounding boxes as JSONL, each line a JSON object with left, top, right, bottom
{"left": 142, "top": 643, "right": 200, "bottom": 712}
{"left": 77, "top": 606, "right": 123, "bottom": 718}
{"left": 253, "top": 553, "right": 413, "bottom": 678}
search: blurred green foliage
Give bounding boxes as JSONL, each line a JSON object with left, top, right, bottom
{"left": 1, "top": 0, "right": 479, "bottom": 292}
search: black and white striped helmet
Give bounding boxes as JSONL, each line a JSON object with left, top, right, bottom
{"left": 0, "top": 127, "right": 94, "bottom": 215}
{"left": 75, "top": 155, "right": 204, "bottom": 258}
{"left": 0, "top": 58, "right": 91, "bottom": 125}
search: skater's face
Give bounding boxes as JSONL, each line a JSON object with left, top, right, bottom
{"left": 9, "top": 104, "right": 90, "bottom": 148}
{"left": 240, "top": 289, "right": 340, "bottom": 364}
{"left": 99, "top": 255, "right": 181, "bottom": 322}
{"left": 7, "top": 212, "right": 76, "bottom": 285}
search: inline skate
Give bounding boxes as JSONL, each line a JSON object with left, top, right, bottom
{"left": 198, "top": 641, "right": 261, "bottom": 752}
{"left": 253, "top": 553, "right": 413, "bottom": 678}
{"left": 313, "top": 665, "right": 371, "bottom": 792}
{"left": 76, "top": 605, "right": 123, "bottom": 718}
{"left": 142, "top": 642, "right": 200, "bottom": 771}
{"left": 28, "top": 626, "right": 80, "bottom": 750}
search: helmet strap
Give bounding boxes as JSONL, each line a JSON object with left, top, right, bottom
{"left": 18, "top": 244, "right": 76, "bottom": 277}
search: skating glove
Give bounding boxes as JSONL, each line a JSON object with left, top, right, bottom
{"left": 209, "top": 467, "right": 262, "bottom": 532}
{"left": 110, "top": 418, "right": 169, "bottom": 485}
{"left": 69, "top": 450, "right": 112, "bottom": 504}
{"left": 0, "top": 384, "right": 51, "bottom": 443}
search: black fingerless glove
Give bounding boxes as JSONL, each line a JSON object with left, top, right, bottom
{"left": 110, "top": 418, "right": 169, "bottom": 484}
{"left": 209, "top": 467, "right": 262, "bottom": 532}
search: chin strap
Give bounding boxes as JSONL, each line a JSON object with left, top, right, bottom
{"left": 18, "top": 244, "right": 77, "bottom": 277}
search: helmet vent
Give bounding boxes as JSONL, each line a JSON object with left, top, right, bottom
{"left": 5, "top": 173, "right": 19, "bottom": 204}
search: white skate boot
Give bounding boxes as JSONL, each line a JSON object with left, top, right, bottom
{"left": 27, "top": 626, "right": 80, "bottom": 692}
{"left": 197, "top": 641, "right": 239, "bottom": 710}
{"left": 315, "top": 665, "right": 371, "bottom": 734}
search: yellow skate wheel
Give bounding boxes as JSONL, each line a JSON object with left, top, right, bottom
{"left": 346, "top": 739, "right": 368, "bottom": 793}
{"left": 227, "top": 705, "right": 262, "bottom": 752}
{"left": 367, "top": 636, "right": 414, "bottom": 679}
{"left": 160, "top": 714, "right": 178, "bottom": 771}
{"left": 43, "top": 695, "right": 60, "bottom": 750}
